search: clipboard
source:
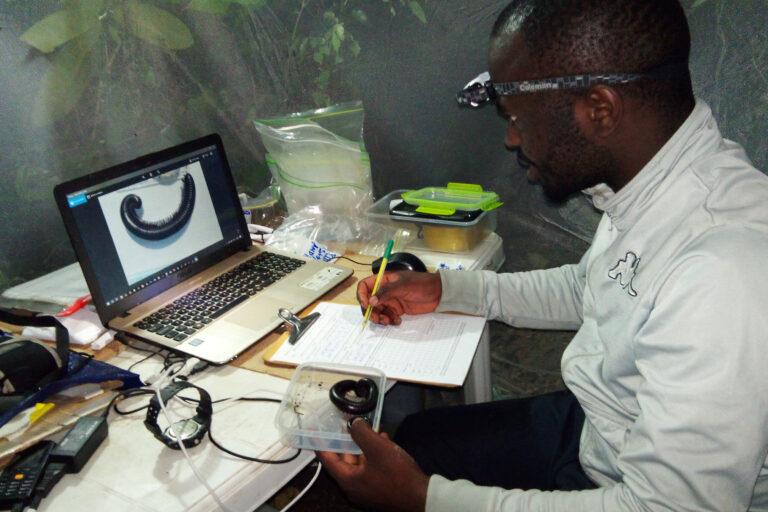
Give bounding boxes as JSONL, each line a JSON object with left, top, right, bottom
{"left": 231, "top": 252, "right": 371, "bottom": 379}
{"left": 261, "top": 301, "right": 486, "bottom": 387}
{"left": 262, "top": 302, "right": 333, "bottom": 365}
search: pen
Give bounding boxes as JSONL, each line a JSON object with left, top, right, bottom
{"left": 56, "top": 294, "right": 92, "bottom": 317}
{"left": 362, "top": 239, "right": 394, "bottom": 329}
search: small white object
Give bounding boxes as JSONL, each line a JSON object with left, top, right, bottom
{"left": 464, "top": 71, "right": 490, "bottom": 88}
{"left": 22, "top": 306, "right": 109, "bottom": 346}
{"left": 247, "top": 223, "right": 274, "bottom": 234}
{"left": 0, "top": 406, "right": 36, "bottom": 440}
{"left": 90, "top": 330, "right": 116, "bottom": 351}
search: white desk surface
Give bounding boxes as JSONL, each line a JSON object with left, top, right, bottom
{"left": 40, "top": 348, "right": 314, "bottom": 512}
{"left": 16, "top": 238, "right": 503, "bottom": 510}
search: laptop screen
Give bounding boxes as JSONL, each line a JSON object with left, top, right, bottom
{"left": 54, "top": 134, "right": 250, "bottom": 324}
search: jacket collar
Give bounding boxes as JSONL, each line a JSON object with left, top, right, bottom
{"left": 583, "top": 99, "right": 721, "bottom": 231}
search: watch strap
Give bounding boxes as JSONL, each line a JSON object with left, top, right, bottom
{"left": 144, "top": 381, "right": 212, "bottom": 450}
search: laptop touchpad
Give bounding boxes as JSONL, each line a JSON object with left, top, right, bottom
{"left": 223, "top": 296, "right": 296, "bottom": 330}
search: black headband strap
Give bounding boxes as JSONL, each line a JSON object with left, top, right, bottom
{"left": 0, "top": 309, "right": 69, "bottom": 372}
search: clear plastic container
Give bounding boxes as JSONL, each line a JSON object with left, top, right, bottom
{"left": 367, "top": 189, "right": 499, "bottom": 252}
{"left": 274, "top": 362, "right": 386, "bottom": 454}
{"left": 401, "top": 183, "right": 501, "bottom": 214}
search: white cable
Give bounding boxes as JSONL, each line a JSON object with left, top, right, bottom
{"left": 247, "top": 223, "right": 274, "bottom": 234}
{"left": 176, "top": 357, "right": 201, "bottom": 379}
{"left": 144, "top": 359, "right": 184, "bottom": 386}
{"left": 211, "top": 387, "right": 283, "bottom": 413}
{"left": 150, "top": 371, "right": 297, "bottom": 512}
{"left": 153, "top": 380, "right": 232, "bottom": 512}
{"left": 280, "top": 461, "right": 323, "bottom": 512}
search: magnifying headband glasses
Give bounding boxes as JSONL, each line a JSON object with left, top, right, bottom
{"left": 456, "top": 64, "right": 688, "bottom": 107}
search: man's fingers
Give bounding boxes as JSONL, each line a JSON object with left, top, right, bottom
{"left": 368, "top": 277, "right": 401, "bottom": 306}
{"left": 316, "top": 451, "right": 343, "bottom": 473}
{"left": 356, "top": 274, "right": 383, "bottom": 307}
{"left": 384, "top": 305, "right": 403, "bottom": 325}
{"left": 366, "top": 302, "right": 399, "bottom": 326}
{"left": 340, "top": 452, "right": 361, "bottom": 464}
{"left": 356, "top": 280, "right": 372, "bottom": 309}
{"left": 349, "top": 419, "right": 393, "bottom": 461}
{"left": 316, "top": 451, "right": 358, "bottom": 480}
{"left": 321, "top": 420, "right": 429, "bottom": 512}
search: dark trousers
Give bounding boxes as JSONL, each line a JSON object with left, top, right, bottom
{"left": 393, "top": 389, "right": 596, "bottom": 491}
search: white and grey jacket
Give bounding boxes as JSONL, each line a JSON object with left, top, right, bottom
{"left": 428, "top": 100, "right": 768, "bottom": 511}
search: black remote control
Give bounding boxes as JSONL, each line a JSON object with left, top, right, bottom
{"left": 0, "top": 440, "right": 55, "bottom": 509}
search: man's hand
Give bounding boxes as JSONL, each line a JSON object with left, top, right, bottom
{"left": 357, "top": 271, "right": 442, "bottom": 326}
{"left": 317, "top": 418, "right": 429, "bottom": 512}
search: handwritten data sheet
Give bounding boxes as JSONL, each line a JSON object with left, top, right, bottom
{"left": 267, "top": 302, "right": 486, "bottom": 386}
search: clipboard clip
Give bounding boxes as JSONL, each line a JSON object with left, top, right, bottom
{"left": 278, "top": 308, "right": 320, "bottom": 345}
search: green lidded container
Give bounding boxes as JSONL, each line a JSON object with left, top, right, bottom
{"left": 401, "top": 182, "right": 502, "bottom": 216}
{"left": 368, "top": 183, "right": 502, "bottom": 252}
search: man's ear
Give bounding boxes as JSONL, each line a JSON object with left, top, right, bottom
{"left": 575, "top": 85, "right": 623, "bottom": 139}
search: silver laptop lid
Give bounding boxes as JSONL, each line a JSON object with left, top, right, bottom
{"left": 53, "top": 134, "right": 250, "bottom": 326}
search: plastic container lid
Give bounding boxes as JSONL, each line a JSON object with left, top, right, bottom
{"left": 401, "top": 183, "right": 502, "bottom": 216}
{"left": 274, "top": 362, "right": 386, "bottom": 454}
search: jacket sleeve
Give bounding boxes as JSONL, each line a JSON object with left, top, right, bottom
{"left": 427, "top": 476, "right": 617, "bottom": 512}
{"left": 435, "top": 248, "right": 590, "bottom": 330}
{"left": 427, "top": 232, "right": 768, "bottom": 512}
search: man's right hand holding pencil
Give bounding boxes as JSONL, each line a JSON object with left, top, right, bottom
{"left": 356, "top": 271, "right": 443, "bottom": 326}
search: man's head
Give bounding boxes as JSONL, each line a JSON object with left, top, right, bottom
{"left": 486, "top": 0, "right": 695, "bottom": 202}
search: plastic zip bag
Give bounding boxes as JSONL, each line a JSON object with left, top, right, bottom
{"left": 255, "top": 101, "right": 373, "bottom": 216}
{"left": 266, "top": 207, "right": 415, "bottom": 261}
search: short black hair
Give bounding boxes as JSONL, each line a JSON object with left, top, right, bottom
{"left": 492, "top": 0, "right": 694, "bottom": 122}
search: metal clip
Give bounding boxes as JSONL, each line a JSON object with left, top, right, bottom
{"left": 278, "top": 308, "right": 320, "bottom": 345}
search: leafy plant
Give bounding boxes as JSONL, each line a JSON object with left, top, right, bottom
{"left": 21, "top": 0, "right": 197, "bottom": 125}
{"left": 4, "top": 0, "right": 429, "bottom": 295}
{"left": 288, "top": 1, "right": 427, "bottom": 105}
{"left": 19, "top": 0, "right": 428, "bottom": 124}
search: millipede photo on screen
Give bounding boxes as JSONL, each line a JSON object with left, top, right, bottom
{"left": 120, "top": 173, "right": 196, "bottom": 241}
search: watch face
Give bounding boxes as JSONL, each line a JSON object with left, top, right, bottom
{"left": 165, "top": 418, "right": 202, "bottom": 441}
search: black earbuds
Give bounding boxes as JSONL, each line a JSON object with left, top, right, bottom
{"left": 329, "top": 378, "right": 379, "bottom": 415}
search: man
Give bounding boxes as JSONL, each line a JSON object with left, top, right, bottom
{"left": 317, "top": 0, "right": 768, "bottom": 510}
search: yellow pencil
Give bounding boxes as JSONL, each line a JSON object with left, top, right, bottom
{"left": 362, "top": 239, "right": 394, "bottom": 328}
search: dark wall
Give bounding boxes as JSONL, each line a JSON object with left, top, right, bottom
{"left": 0, "top": 0, "right": 765, "bottom": 291}
{"left": 342, "top": 0, "right": 768, "bottom": 270}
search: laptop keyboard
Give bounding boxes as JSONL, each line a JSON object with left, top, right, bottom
{"left": 132, "top": 252, "right": 305, "bottom": 343}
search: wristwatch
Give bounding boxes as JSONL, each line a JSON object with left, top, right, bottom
{"left": 144, "top": 381, "right": 212, "bottom": 450}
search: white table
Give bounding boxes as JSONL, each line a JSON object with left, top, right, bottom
{"left": 39, "top": 328, "right": 492, "bottom": 512}
{"left": 40, "top": 348, "right": 313, "bottom": 512}
{"left": 17, "top": 236, "right": 503, "bottom": 511}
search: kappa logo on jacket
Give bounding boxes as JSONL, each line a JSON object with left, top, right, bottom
{"left": 608, "top": 251, "right": 640, "bottom": 297}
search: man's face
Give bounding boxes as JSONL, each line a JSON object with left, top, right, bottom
{"left": 488, "top": 36, "right": 616, "bottom": 203}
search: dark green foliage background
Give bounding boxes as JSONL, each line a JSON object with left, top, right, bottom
{"left": 0, "top": 0, "right": 765, "bottom": 292}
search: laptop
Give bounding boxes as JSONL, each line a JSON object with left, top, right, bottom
{"left": 53, "top": 134, "right": 353, "bottom": 364}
